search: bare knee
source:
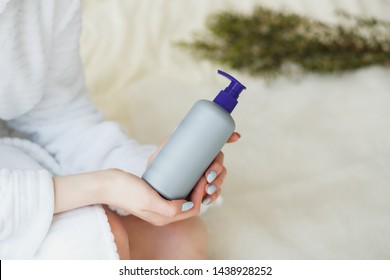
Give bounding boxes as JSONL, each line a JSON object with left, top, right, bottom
{"left": 121, "top": 214, "right": 208, "bottom": 260}
{"left": 166, "top": 216, "right": 208, "bottom": 259}
{"left": 104, "top": 207, "right": 130, "bottom": 259}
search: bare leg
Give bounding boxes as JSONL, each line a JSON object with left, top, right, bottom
{"left": 105, "top": 206, "right": 207, "bottom": 260}
{"left": 120, "top": 214, "right": 208, "bottom": 260}
{"left": 104, "top": 207, "right": 130, "bottom": 259}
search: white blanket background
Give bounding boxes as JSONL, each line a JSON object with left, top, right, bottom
{"left": 80, "top": 0, "right": 390, "bottom": 259}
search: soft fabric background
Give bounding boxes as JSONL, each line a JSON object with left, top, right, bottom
{"left": 80, "top": 0, "right": 390, "bottom": 259}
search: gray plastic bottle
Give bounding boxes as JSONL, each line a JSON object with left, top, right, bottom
{"left": 142, "top": 70, "right": 246, "bottom": 200}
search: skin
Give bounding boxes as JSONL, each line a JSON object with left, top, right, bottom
{"left": 53, "top": 132, "right": 240, "bottom": 259}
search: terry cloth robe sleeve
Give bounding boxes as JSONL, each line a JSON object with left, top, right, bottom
{"left": 0, "top": 169, "right": 54, "bottom": 259}
{"left": 6, "top": 0, "right": 156, "bottom": 177}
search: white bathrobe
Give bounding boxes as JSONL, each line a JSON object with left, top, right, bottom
{"left": 0, "top": 0, "right": 155, "bottom": 259}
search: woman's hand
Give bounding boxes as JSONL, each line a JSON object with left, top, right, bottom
{"left": 102, "top": 169, "right": 202, "bottom": 226}
{"left": 147, "top": 132, "right": 241, "bottom": 209}
{"left": 53, "top": 169, "right": 198, "bottom": 226}
{"left": 188, "top": 132, "right": 240, "bottom": 207}
{"left": 53, "top": 132, "right": 240, "bottom": 226}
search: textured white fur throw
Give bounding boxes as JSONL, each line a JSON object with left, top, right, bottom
{"left": 81, "top": 0, "right": 390, "bottom": 259}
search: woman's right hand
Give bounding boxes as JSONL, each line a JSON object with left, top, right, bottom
{"left": 53, "top": 169, "right": 200, "bottom": 226}
{"left": 102, "top": 169, "right": 201, "bottom": 226}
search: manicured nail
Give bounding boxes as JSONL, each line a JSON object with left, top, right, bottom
{"left": 181, "top": 201, "right": 194, "bottom": 212}
{"left": 206, "top": 170, "right": 217, "bottom": 183}
{"left": 202, "top": 197, "right": 211, "bottom": 205}
{"left": 206, "top": 184, "right": 217, "bottom": 195}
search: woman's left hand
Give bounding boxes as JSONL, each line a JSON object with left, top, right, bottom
{"left": 189, "top": 132, "right": 240, "bottom": 208}
{"left": 148, "top": 132, "right": 241, "bottom": 210}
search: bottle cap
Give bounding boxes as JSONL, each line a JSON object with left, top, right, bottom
{"left": 213, "top": 70, "right": 246, "bottom": 113}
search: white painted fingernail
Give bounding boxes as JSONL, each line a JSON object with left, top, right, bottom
{"left": 181, "top": 201, "right": 194, "bottom": 212}
{"left": 206, "top": 170, "right": 217, "bottom": 183}
{"left": 202, "top": 197, "right": 211, "bottom": 205}
{"left": 206, "top": 184, "right": 217, "bottom": 195}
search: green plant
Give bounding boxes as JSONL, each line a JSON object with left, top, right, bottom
{"left": 177, "top": 7, "right": 390, "bottom": 78}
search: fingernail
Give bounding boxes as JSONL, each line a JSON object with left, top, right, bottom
{"left": 237, "top": 132, "right": 241, "bottom": 138}
{"left": 206, "top": 184, "right": 217, "bottom": 195}
{"left": 202, "top": 197, "right": 211, "bottom": 205}
{"left": 181, "top": 201, "right": 194, "bottom": 212}
{"left": 206, "top": 170, "right": 217, "bottom": 183}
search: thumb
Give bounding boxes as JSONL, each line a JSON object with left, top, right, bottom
{"left": 149, "top": 196, "right": 194, "bottom": 218}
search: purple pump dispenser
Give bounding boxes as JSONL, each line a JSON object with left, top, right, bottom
{"left": 213, "top": 70, "right": 247, "bottom": 113}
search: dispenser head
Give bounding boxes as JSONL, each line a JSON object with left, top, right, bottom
{"left": 213, "top": 70, "right": 246, "bottom": 113}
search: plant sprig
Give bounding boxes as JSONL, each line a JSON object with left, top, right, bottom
{"left": 177, "top": 7, "right": 390, "bottom": 78}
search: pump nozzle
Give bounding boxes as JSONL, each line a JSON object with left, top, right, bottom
{"left": 213, "top": 70, "right": 246, "bottom": 113}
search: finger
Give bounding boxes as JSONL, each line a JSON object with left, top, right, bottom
{"left": 141, "top": 189, "right": 189, "bottom": 217}
{"left": 227, "top": 132, "right": 241, "bottom": 143}
{"left": 202, "top": 166, "right": 226, "bottom": 206}
{"left": 202, "top": 189, "right": 222, "bottom": 206}
{"left": 205, "top": 167, "right": 227, "bottom": 195}
{"left": 143, "top": 198, "right": 202, "bottom": 226}
{"left": 139, "top": 198, "right": 196, "bottom": 225}
{"left": 205, "top": 152, "right": 224, "bottom": 183}
{"left": 190, "top": 175, "right": 208, "bottom": 205}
